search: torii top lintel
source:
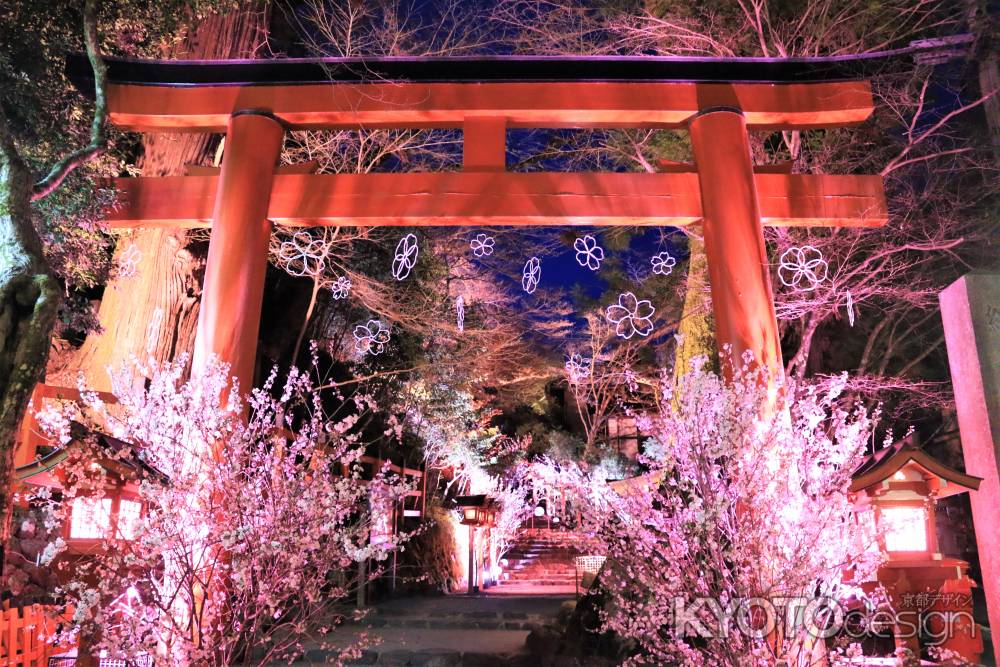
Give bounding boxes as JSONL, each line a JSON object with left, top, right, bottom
{"left": 70, "top": 52, "right": 903, "bottom": 389}
{"left": 66, "top": 53, "right": 891, "bottom": 131}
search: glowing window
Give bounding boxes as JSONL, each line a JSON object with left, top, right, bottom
{"left": 117, "top": 499, "right": 143, "bottom": 540}
{"left": 882, "top": 506, "right": 927, "bottom": 552}
{"left": 70, "top": 497, "right": 112, "bottom": 539}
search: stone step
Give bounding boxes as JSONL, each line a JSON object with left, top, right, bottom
{"left": 501, "top": 553, "right": 579, "bottom": 561}
{"left": 341, "top": 610, "right": 550, "bottom": 632}
{"left": 496, "top": 580, "right": 574, "bottom": 587}
{"left": 505, "top": 567, "right": 575, "bottom": 574}
{"left": 286, "top": 632, "right": 536, "bottom": 666}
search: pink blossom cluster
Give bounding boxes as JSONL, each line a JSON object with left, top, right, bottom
{"left": 561, "top": 360, "right": 884, "bottom": 665}
{"left": 32, "top": 356, "right": 412, "bottom": 666}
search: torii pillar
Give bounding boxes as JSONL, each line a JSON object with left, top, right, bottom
{"left": 690, "top": 107, "right": 783, "bottom": 377}
{"left": 191, "top": 111, "right": 283, "bottom": 395}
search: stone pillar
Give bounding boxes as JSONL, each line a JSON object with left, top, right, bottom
{"left": 689, "top": 108, "right": 782, "bottom": 378}
{"left": 939, "top": 272, "right": 1000, "bottom": 661}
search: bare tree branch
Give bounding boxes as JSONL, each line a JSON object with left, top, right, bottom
{"left": 30, "top": 0, "right": 107, "bottom": 201}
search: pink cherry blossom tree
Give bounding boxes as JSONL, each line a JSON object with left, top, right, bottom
{"left": 589, "top": 358, "right": 883, "bottom": 665}
{"left": 32, "top": 356, "right": 411, "bottom": 666}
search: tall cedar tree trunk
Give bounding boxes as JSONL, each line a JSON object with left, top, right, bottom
{"left": 672, "top": 234, "right": 718, "bottom": 387}
{"left": 49, "top": 8, "right": 270, "bottom": 392}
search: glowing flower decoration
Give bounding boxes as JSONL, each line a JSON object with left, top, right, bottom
{"left": 651, "top": 251, "right": 676, "bottom": 276}
{"left": 392, "top": 233, "right": 419, "bottom": 281}
{"left": 353, "top": 319, "right": 391, "bottom": 356}
{"left": 605, "top": 292, "right": 656, "bottom": 339}
{"left": 574, "top": 235, "right": 605, "bottom": 271}
{"left": 522, "top": 257, "right": 541, "bottom": 294}
{"left": 565, "top": 354, "right": 591, "bottom": 382}
{"left": 778, "top": 245, "right": 828, "bottom": 292}
{"left": 470, "top": 233, "right": 495, "bottom": 258}
{"left": 278, "top": 231, "right": 327, "bottom": 278}
{"left": 329, "top": 275, "right": 351, "bottom": 300}
{"left": 118, "top": 244, "right": 142, "bottom": 279}
{"left": 456, "top": 295, "right": 465, "bottom": 333}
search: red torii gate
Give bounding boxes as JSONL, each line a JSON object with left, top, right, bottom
{"left": 68, "top": 55, "right": 889, "bottom": 394}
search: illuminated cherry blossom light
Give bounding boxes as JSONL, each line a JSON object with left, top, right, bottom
{"left": 522, "top": 257, "right": 541, "bottom": 294}
{"left": 565, "top": 353, "right": 591, "bottom": 382}
{"left": 574, "top": 235, "right": 605, "bottom": 271}
{"left": 118, "top": 243, "right": 142, "bottom": 279}
{"left": 392, "top": 233, "right": 419, "bottom": 281}
{"left": 605, "top": 292, "right": 656, "bottom": 339}
{"left": 778, "top": 245, "right": 828, "bottom": 292}
{"left": 470, "top": 233, "right": 495, "bottom": 257}
{"left": 329, "top": 275, "right": 351, "bottom": 300}
{"left": 353, "top": 319, "right": 391, "bottom": 355}
{"left": 277, "top": 231, "right": 327, "bottom": 278}
{"left": 651, "top": 251, "right": 676, "bottom": 276}
{"left": 456, "top": 295, "right": 465, "bottom": 333}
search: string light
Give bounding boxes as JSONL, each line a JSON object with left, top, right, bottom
{"left": 522, "top": 257, "right": 541, "bottom": 294}
{"left": 651, "top": 251, "right": 676, "bottom": 276}
{"left": 353, "top": 319, "right": 391, "bottom": 355}
{"left": 778, "top": 246, "right": 828, "bottom": 292}
{"left": 574, "top": 235, "right": 605, "bottom": 271}
{"left": 392, "top": 233, "right": 419, "bottom": 281}
{"left": 605, "top": 292, "right": 656, "bottom": 339}
{"left": 470, "top": 233, "right": 495, "bottom": 257}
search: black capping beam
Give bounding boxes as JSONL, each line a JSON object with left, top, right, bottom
{"left": 66, "top": 35, "right": 972, "bottom": 95}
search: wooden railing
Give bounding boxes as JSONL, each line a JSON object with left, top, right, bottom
{"left": 0, "top": 602, "right": 73, "bottom": 666}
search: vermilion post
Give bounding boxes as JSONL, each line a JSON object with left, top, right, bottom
{"left": 689, "top": 108, "right": 783, "bottom": 378}
{"left": 192, "top": 111, "right": 284, "bottom": 396}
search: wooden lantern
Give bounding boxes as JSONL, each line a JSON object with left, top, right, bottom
{"left": 849, "top": 433, "right": 983, "bottom": 663}
{"left": 454, "top": 495, "right": 496, "bottom": 595}
{"left": 15, "top": 423, "right": 166, "bottom": 556}
{"left": 455, "top": 494, "right": 493, "bottom": 527}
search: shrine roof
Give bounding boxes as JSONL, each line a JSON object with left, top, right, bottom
{"left": 67, "top": 36, "right": 969, "bottom": 90}
{"left": 850, "top": 433, "right": 982, "bottom": 496}
{"left": 16, "top": 422, "right": 168, "bottom": 489}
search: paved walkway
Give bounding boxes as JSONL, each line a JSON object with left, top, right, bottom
{"left": 285, "top": 595, "right": 572, "bottom": 666}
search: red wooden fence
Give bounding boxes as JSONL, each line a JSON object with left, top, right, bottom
{"left": 0, "top": 602, "right": 73, "bottom": 666}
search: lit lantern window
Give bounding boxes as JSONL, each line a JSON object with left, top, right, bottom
{"left": 881, "top": 506, "right": 927, "bottom": 552}
{"left": 117, "top": 498, "right": 143, "bottom": 540}
{"left": 70, "top": 497, "right": 112, "bottom": 539}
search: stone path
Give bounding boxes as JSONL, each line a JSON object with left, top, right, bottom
{"left": 285, "top": 595, "right": 572, "bottom": 666}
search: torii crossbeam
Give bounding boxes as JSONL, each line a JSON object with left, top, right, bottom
{"left": 69, "top": 54, "right": 891, "bottom": 393}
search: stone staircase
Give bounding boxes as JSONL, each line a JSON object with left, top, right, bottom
{"left": 494, "top": 530, "right": 584, "bottom": 593}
